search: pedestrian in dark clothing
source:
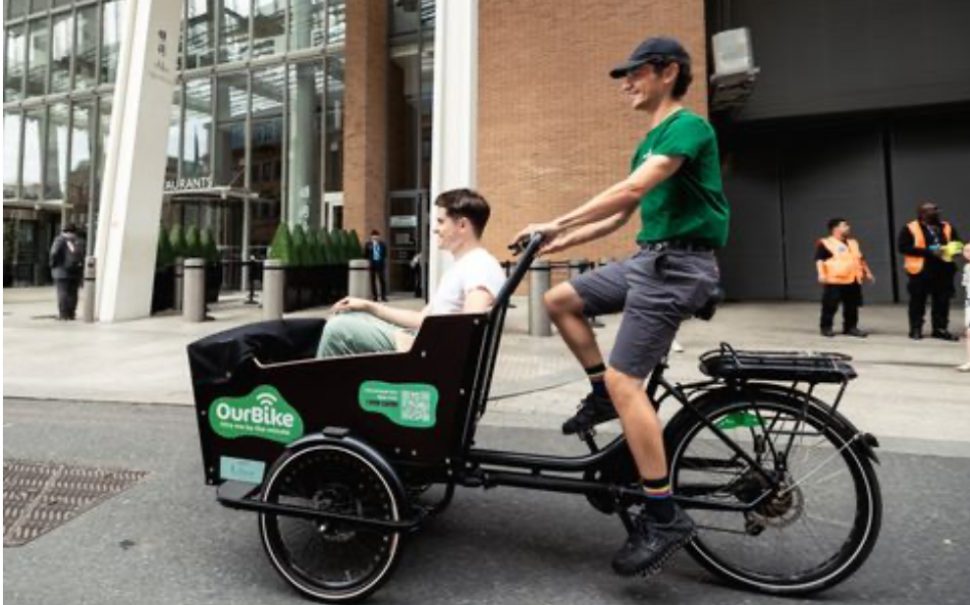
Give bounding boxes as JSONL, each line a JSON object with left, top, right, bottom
{"left": 898, "top": 202, "right": 961, "bottom": 340}
{"left": 815, "top": 218, "right": 874, "bottom": 337}
{"left": 49, "top": 223, "right": 85, "bottom": 320}
{"left": 364, "top": 229, "right": 388, "bottom": 302}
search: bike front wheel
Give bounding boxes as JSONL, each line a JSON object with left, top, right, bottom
{"left": 664, "top": 388, "right": 881, "bottom": 595}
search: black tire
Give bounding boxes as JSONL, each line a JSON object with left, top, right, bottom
{"left": 664, "top": 388, "right": 882, "bottom": 595}
{"left": 259, "top": 443, "right": 405, "bottom": 602}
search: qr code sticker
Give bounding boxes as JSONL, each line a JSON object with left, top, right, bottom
{"left": 400, "top": 391, "right": 432, "bottom": 423}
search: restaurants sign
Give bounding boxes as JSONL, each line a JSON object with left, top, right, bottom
{"left": 164, "top": 176, "right": 214, "bottom": 192}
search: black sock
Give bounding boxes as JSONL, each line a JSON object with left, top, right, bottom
{"left": 585, "top": 363, "right": 609, "bottom": 398}
{"left": 642, "top": 477, "right": 675, "bottom": 523}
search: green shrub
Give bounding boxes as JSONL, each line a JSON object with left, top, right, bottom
{"left": 348, "top": 229, "right": 363, "bottom": 259}
{"left": 267, "top": 223, "right": 293, "bottom": 264}
{"left": 169, "top": 224, "right": 187, "bottom": 258}
{"left": 156, "top": 226, "right": 175, "bottom": 268}
{"left": 291, "top": 225, "right": 308, "bottom": 267}
{"left": 184, "top": 225, "right": 203, "bottom": 259}
{"left": 200, "top": 228, "right": 220, "bottom": 263}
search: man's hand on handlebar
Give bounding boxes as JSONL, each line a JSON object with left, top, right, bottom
{"left": 510, "top": 222, "right": 562, "bottom": 255}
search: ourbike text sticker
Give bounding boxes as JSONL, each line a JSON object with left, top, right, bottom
{"left": 358, "top": 381, "right": 439, "bottom": 429}
{"left": 209, "top": 385, "right": 304, "bottom": 444}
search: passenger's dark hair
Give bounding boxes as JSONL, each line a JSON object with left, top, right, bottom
{"left": 646, "top": 56, "right": 693, "bottom": 99}
{"left": 63, "top": 223, "right": 78, "bottom": 233}
{"left": 827, "top": 217, "right": 846, "bottom": 232}
{"left": 434, "top": 188, "right": 491, "bottom": 237}
{"left": 370, "top": 229, "right": 380, "bottom": 236}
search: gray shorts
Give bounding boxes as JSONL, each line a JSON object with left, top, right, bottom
{"left": 571, "top": 248, "right": 720, "bottom": 378}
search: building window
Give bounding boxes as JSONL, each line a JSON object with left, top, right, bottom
{"left": 219, "top": 0, "right": 251, "bottom": 64}
{"left": 183, "top": 77, "right": 213, "bottom": 178}
{"left": 186, "top": 0, "right": 215, "bottom": 69}
{"left": 74, "top": 4, "right": 97, "bottom": 89}
{"left": 22, "top": 107, "right": 46, "bottom": 201}
{"left": 44, "top": 102, "right": 70, "bottom": 200}
{"left": 3, "top": 112, "right": 22, "bottom": 200}
{"left": 68, "top": 102, "right": 94, "bottom": 225}
{"left": 287, "top": 60, "right": 322, "bottom": 226}
{"left": 4, "top": 24, "right": 27, "bottom": 102}
{"left": 166, "top": 87, "right": 182, "bottom": 183}
{"left": 50, "top": 12, "right": 73, "bottom": 94}
{"left": 101, "top": 0, "right": 124, "bottom": 84}
{"left": 288, "top": 0, "right": 325, "bottom": 51}
{"left": 327, "top": 0, "right": 345, "bottom": 46}
{"left": 26, "top": 17, "right": 49, "bottom": 97}
{"left": 324, "top": 54, "right": 343, "bottom": 192}
{"left": 8, "top": 0, "right": 28, "bottom": 20}
{"left": 214, "top": 73, "right": 248, "bottom": 186}
{"left": 253, "top": 0, "right": 285, "bottom": 58}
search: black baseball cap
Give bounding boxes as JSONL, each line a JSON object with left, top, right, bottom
{"left": 609, "top": 36, "right": 690, "bottom": 79}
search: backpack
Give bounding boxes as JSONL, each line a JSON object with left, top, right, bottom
{"left": 63, "top": 237, "right": 85, "bottom": 271}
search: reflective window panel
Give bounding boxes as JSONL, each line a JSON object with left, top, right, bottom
{"left": 45, "top": 102, "right": 70, "bottom": 200}
{"left": 253, "top": 0, "right": 285, "bottom": 58}
{"left": 74, "top": 5, "right": 97, "bottom": 90}
{"left": 4, "top": 112, "right": 22, "bottom": 199}
{"left": 288, "top": 0, "right": 325, "bottom": 51}
{"left": 26, "top": 17, "right": 49, "bottom": 97}
{"left": 50, "top": 12, "right": 73, "bottom": 93}
{"left": 4, "top": 24, "right": 26, "bottom": 102}
{"left": 101, "top": 0, "right": 124, "bottom": 84}
{"left": 183, "top": 78, "right": 213, "bottom": 178}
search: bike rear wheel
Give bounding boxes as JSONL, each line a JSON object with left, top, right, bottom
{"left": 665, "top": 389, "right": 881, "bottom": 595}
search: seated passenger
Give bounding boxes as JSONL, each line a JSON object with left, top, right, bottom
{"left": 317, "top": 188, "right": 505, "bottom": 358}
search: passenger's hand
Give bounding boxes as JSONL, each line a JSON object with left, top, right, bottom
{"left": 866, "top": 273, "right": 876, "bottom": 284}
{"left": 331, "top": 297, "right": 371, "bottom": 314}
{"left": 817, "top": 275, "right": 827, "bottom": 284}
{"left": 510, "top": 222, "right": 562, "bottom": 249}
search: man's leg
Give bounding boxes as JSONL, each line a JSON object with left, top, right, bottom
{"left": 929, "top": 281, "right": 955, "bottom": 338}
{"left": 66, "top": 278, "right": 80, "bottom": 319}
{"left": 907, "top": 276, "right": 928, "bottom": 337}
{"left": 842, "top": 284, "right": 862, "bottom": 334}
{"left": 369, "top": 265, "right": 379, "bottom": 301}
{"left": 377, "top": 264, "right": 388, "bottom": 301}
{"left": 546, "top": 259, "right": 629, "bottom": 434}
{"left": 55, "top": 279, "right": 68, "bottom": 319}
{"left": 606, "top": 250, "right": 716, "bottom": 577}
{"left": 316, "top": 313, "right": 398, "bottom": 358}
{"left": 819, "top": 285, "right": 838, "bottom": 335}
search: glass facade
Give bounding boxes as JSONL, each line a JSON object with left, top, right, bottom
{"left": 4, "top": 0, "right": 433, "bottom": 291}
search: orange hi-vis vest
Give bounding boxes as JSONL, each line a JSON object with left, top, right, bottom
{"left": 904, "top": 220, "right": 953, "bottom": 275}
{"left": 819, "top": 237, "right": 864, "bottom": 285}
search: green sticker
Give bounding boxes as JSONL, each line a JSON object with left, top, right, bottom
{"left": 220, "top": 456, "right": 266, "bottom": 484}
{"left": 716, "top": 411, "right": 762, "bottom": 430}
{"left": 358, "top": 381, "right": 439, "bottom": 429}
{"left": 209, "top": 385, "right": 304, "bottom": 444}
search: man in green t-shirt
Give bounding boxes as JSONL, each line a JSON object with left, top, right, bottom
{"left": 513, "top": 36, "right": 729, "bottom": 578}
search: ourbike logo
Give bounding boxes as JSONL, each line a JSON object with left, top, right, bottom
{"left": 209, "top": 385, "right": 304, "bottom": 444}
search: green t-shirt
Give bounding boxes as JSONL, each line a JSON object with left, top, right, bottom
{"left": 631, "top": 109, "right": 730, "bottom": 248}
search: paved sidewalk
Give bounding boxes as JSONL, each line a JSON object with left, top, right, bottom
{"left": 4, "top": 286, "right": 969, "bottom": 453}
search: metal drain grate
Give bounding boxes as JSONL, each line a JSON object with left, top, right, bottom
{"left": 3, "top": 459, "right": 148, "bottom": 547}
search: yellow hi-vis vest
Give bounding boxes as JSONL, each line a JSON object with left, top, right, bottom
{"left": 904, "top": 220, "right": 953, "bottom": 275}
{"left": 819, "top": 237, "right": 864, "bottom": 285}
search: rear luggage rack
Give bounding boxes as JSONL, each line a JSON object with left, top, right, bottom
{"left": 699, "top": 343, "right": 857, "bottom": 384}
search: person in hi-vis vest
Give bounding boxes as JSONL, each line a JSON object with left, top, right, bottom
{"left": 816, "top": 218, "right": 874, "bottom": 337}
{"left": 897, "top": 202, "right": 961, "bottom": 341}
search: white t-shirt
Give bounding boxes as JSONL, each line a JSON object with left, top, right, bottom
{"left": 428, "top": 247, "right": 506, "bottom": 315}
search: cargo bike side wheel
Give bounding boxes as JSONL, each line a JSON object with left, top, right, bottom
{"left": 258, "top": 439, "right": 407, "bottom": 603}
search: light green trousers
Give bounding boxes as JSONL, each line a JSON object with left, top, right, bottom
{"left": 316, "top": 312, "right": 399, "bottom": 358}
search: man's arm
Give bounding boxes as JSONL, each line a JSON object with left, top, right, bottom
{"left": 364, "top": 302, "right": 428, "bottom": 330}
{"left": 898, "top": 226, "right": 935, "bottom": 258}
{"left": 544, "top": 207, "right": 636, "bottom": 254}
{"left": 462, "top": 288, "right": 494, "bottom": 313}
{"left": 513, "top": 154, "right": 684, "bottom": 242}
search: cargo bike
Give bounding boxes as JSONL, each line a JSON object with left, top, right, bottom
{"left": 188, "top": 234, "right": 882, "bottom": 602}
